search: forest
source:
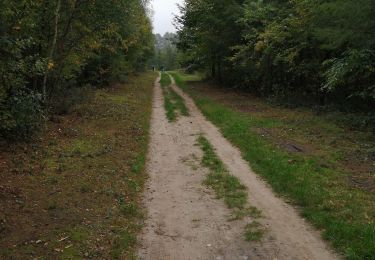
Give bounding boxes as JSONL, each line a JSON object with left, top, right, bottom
{"left": 0, "top": 0, "right": 154, "bottom": 140}
{"left": 152, "top": 32, "right": 179, "bottom": 71}
{"left": 1, "top": 1, "right": 374, "bottom": 259}
{"left": 176, "top": 0, "right": 375, "bottom": 118}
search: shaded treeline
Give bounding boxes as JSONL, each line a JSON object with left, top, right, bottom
{"left": 151, "top": 32, "right": 179, "bottom": 71}
{"left": 0, "top": 0, "right": 154, "bottom": 139}
{"left": 176, "top": 0, "right": 375, "bottom": 115}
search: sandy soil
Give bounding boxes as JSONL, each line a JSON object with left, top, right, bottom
{"left": 137, "top": 75, "right": 339, "bottom": 260}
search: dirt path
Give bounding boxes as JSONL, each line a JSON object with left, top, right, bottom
{"left": 138, "top": 75, "right": 338, "bottom": 260}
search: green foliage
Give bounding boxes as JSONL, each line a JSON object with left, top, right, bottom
{"left": 0, "top": 88, "right": 44, "bottom": 139}
{"left": 323, "top": 50, "right": 375, "bottom": 100}
{"left": 177, "top": 0, "right": 375, "bottom": 112}
{"left": 0, "top": 0, "right": 154, "bottom": 140}
{"left": 177, "top": 0, "right": 244, "bottom": 81}
{"left": 152, "top": 33, "right": 179, "bottom": 70}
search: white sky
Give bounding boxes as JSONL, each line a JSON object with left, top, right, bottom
{"left": 151, "top": 0, "right": 184, "bottom": 35}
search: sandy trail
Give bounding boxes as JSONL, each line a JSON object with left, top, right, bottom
{"left": 138, "top": 75, "right": 338, "bottom": 260}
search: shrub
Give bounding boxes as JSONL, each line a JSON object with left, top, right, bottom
{"left": 0, "top": 88, "right": 45, "bottom": 140}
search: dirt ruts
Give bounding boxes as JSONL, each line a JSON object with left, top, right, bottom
{"left": 137, "top": 74, "right": 339, "bottom": 260}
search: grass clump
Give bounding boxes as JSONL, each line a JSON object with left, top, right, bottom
{"left": 111, "top": 229, "right": 137, "bottom": 259}
{"left": 159, "top": 72, "right": 172, "bottom": 87}
{"left": 198, "top": 136, "right": 247, "bottom": 209}
{"left": 160, "top": 72, "right": 189, "bottom": 122}
{"left": 170, "top": 88, "right": 189, "bottom": 116}
{"left": 197, "top": 135, "right": 264, "bottom": 240}
{"left": 244, "top": 221, "right": 265, "bottom": 242}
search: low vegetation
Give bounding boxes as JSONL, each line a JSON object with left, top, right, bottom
{"left": 160, "top": 72, "right": 189, "bottom": 122}
{"left": 197, "top": 136, "right": 264, "bottom": 240}
{"left": 0, "top": 72, "right": 156, "bottom": 259}
{"left": 174, "top": 72, "right": 375, "bottom": 259}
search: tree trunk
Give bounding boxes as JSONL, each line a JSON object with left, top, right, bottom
{"left": 42, "top": 0, "right": 61, "bottom": 101}
{"left": 217, "top": 57, "right": 222, "bottom": 81}
{"left": 211, "top": 53, "right": 216, "bottom": 78}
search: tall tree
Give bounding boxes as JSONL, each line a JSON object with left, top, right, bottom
{"left": 177, "top": 0, "right": 375, "bottom": 111}
{"left": 0, "top": 0, "right": 154, "bottom": 139}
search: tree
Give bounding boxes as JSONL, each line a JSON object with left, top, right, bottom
{"left": 176, "top": 0, "right": 375, "bottom": 111}
{"left": 152, "top": 33, "right": 179, "bottom": 70}
{"left": 0, "top": 0, "right": 154, "bottom": 139}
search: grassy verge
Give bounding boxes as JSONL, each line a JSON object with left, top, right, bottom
{"left": 173, "top": 72, "right": 375, "bottom": 259}
{"left": 159, "top": 72, "right": 189, "bottom": 121}
{"left": 0, "top": 72, "right": 157, "bottom": 259}
{"left": 197, "top": 136, "right": 264, "bottom": 240}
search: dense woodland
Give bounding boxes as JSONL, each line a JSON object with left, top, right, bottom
{"left": 0, "top": 0, "right": 154, "bottom": 140}
{"left": 152, "top": 32, "right": 179, "bottom": 71}
{"left": 176, "top": 0, "right": 375, "bottom": 116}
{"left": 1, "top": 0, "right": 374, "bottom": 141}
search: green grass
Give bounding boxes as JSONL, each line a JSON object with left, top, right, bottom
{"left": 172, "top": 72, "right": 375, "bottom": 259}
{"left": 198, "top": 136, "right": 248, "bottom": 209}
{"left": 159, "top": 72, "right": 172, "bottom": 87}
{"left": 170, "top": 88, "right": 189, "bottom": 116}
{"left": 164, "top": 94, "right": 176, "bottom": 121}
{"left": 197, "top": 135, "right": 263, "bottom": 240}
{"left": 159, "top": 72, "right": 189, "bottom": 121}
{"left": 244, "top": 221, "right": 265, "bottom": 242}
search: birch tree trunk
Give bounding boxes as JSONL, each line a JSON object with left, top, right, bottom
{"left": 42, "top": 0, "right": 61, "bottom": 101}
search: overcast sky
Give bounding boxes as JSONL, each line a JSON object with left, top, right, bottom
{"left": 152, "top": 0, "right": 184, "bottom": 35}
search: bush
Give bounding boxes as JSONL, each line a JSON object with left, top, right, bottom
{"left": 0, "top": 88, "right": 45, "bottom": 140}
{"left": 50, "top": 85, "right": 93, "bottom": 115}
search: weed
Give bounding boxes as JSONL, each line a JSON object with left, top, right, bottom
{"left": 170, "top": 88, "right": 189, "bottom": 116}
{"left": 111, "top": 230, "right": 137, "bottom": 259}
{"left": 68, "top": 140, "right": 96, "bottom": 156}
{"left": 46, "top": 201, "right": 58, "bottom": 210}
{"left": 230, "top": 206, "right": 263, "bottom": 221}
{"left": 60, "top": 247, "right": 82, "bottom": 259}
{"left": 164, "top": 95, "right": 177, "bottom": 121}
{"left": 70, "top": 227, "right": 90, "bottom": 242}
{"left": 80, "top": 184, "right": 91, "bottom": 193}
{"left": 244, "top": 221, "right": 264, "bottom": 242}
{"left": 119, "top": 197, "right": 138, "bottom": 217}
{"left": 46, "top": 176, "right": 59, "bottom": 185}
{"left": 159, "top": 72, "right": 172, "bottom": 88}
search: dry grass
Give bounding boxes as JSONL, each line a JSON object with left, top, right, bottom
{"left": 0, "top": 72, "right": 156, "bottom": 259}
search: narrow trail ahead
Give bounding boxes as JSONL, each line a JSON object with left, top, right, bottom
{"left": 138, "top": 75, "right": 338, "bottom": 260}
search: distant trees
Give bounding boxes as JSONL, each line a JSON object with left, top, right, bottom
{"left": 0, "top": 0, "right": 154, "bottom": 139}
{"left": 152, "top": 33, "right": 179, "bottom": 71}
{"left": 177, "top": 0, "right": 375, "bottom": 112}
